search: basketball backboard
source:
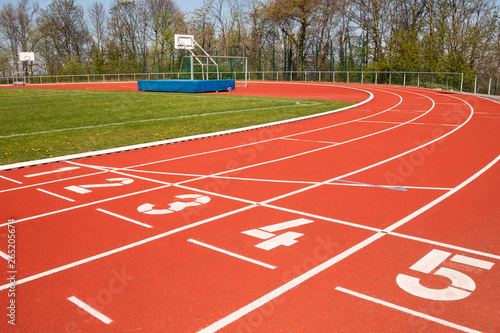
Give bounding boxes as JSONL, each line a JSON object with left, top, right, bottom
{"left": 174, "top": 35, "right": 195, "bottom": 50}
{"left": 19, "top": 52, "right": 35, "bottom": 62}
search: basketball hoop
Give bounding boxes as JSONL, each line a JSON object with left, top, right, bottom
{"left": 19, "top": 52, "right": 35, "bottom": 62}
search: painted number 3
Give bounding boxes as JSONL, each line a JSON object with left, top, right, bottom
{"left": 397, "top": 249, "right": 494, "bottom": 301}
{"left": 137, "top": 194, "right": 210, "bottom": 215}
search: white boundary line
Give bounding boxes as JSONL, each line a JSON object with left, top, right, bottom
{"left": 0, "top": 170, "right": 108, "bottom": 195}
{"left": 389, "top": 231, "right": 500, "bottom": 261}
{"left": 0, "top": 250, "right": 10, "bottom": 260}
{"left": 187, "top": 239, "right": 276, "bottom": 269}
{"left": 335, "top": 287, "right": 481, "bottom": 333}
{"left": 37, "top": 188, "right": 75, "bottom": 202}
{"left": 67, "top": 296, "right": 113, "bottom": 324}
{"left": 0, "top": 103, "right": 321, "bottom": 139}
{"left": 258, "top": 91, "right": 473, "bottom": 206}
{"left": 198, "top": 152, "right": 499, "bottom": 333}
{"left": 0, "top": 184, "right": 172, "bottom": 227}
{"left": 357, "top": 120, "right": 459, "bottom": 127}
{"left": 0, "top": 85, "right": 497, "bottom": 331}
{"left": 0, "top": 84, "right": 374, "bottom": 172}
{"left": 197, "top": 233, "right": 384, "bottom": 333}
{"left": 96, "top": 208, "right": 153, "bottom": 228}
{"left": 0, "top": 205, "right": 256, "bottom": 291}
{"left": 384, "top": 154, "right": 500, "bottom": 233}
{"left": 123, "top": 168, "right": 453, "bottom": 191}
{"left": 0, "top": 174, "right": 22, "bottom": 184}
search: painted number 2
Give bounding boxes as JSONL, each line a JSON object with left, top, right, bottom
{"left": 397, "top": 249, "right": 494, "bottom": 301}
{"left": 137, "top": 194, "right": 210, "bottom": 215}
{"left": 65, "top": 178, "right": 134, "bottom": 194}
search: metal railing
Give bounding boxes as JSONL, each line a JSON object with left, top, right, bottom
{"left": 1, "top": 70, "right": 498, "bottom": 96}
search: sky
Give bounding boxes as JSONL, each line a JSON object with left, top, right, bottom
{"left": 0, "top": 0, "right": 205, "bottom": 14}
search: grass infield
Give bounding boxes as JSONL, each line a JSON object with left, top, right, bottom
{"left": 0, "top": 89, "right": 354, "bottom": 166}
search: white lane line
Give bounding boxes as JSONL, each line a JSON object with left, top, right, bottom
{"left": 0, "top": 205, "right": 256, "bottom": 291}
{"left": 0, "top": 184, "right": 172, "bottom": 227}
{"left": 335, "top": 287, "right": 481, "bottom": 333}
{"left": 121, "top": 90, "right": 383, "bottom": 170}
{"left": 357, "top": 120, "right": 458, "bottom": 127}
{"left": 0, "top": 171, "right": 107, "bottom": 195}
{"left": 24, "top": 166, "right": 81, "bottom": 178}
{"left": 0, "top": 84, "right": 374, "bottom": 172}
{"left": 123, "top": 169, "right": 453, "bottom": 191}
{"left": 0, "top": 175, "right": 22, "bottom": 184}
{"left": 188, "top": 239, "right": 276, "bottom": 270}
{"left": 67, "top": 296, "right": 113, "bottom": 324}
{"left": 279, "top": 137, "right": 339, "bottom": 145}
{"left": 199, "top": 148, "right": 497, "bottom": 333}
{"left": 96, "top": 208, "right": 153, "bottom": 228}
{"left": 259, "top": 93, "right": 473, "bottom": 206}
{"left": 388, "top": 232, "right": 500, "bottom": 261}
{"left": 198, "top": 92, "right": 479, "bottom": 332}
{"left": 1, "top": 104, "right": 318, "bottom": 139}
{"left": 198, "top": 143, "right": 494, "bottom": 332}
{"left": 0, "top": 250, "right": 10, "bottom": 260}
{"left": 198, "top": 232, "right": 385, "bottom": 333}
{"left": 384, "top": 154, "right": 500, "bottom": 233}
{"left": 37, "top": 188, "right": 75, "bottom": 202}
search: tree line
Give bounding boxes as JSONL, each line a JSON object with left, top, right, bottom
{"left": 0, "top": 0, "right": 498, "bottom": 78}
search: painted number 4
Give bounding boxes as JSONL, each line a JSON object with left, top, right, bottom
{"left": 397, "top": 249, "right": 494, "bottom": 301}
{"left": 242, "top": 218, "right": 314, "bottom": 251}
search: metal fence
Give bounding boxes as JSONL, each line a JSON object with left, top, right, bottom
{"left": 1, "top": 70, "right": 499, "bottom": 96}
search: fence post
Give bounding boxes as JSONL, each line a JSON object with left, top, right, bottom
{"left": 488, "top": 77, "right": 492, "bottom": 95}
{"left": 315, "top": 44, "right": 318, "bottom": 81}
{"left": 474, "top": 74, "right": 478, "bottom": 94}
{"left": 330, "top": 44, "right": 333, "bottom": 82}
{"left": 359, "top": 40, "right": 364, "bottom": 83}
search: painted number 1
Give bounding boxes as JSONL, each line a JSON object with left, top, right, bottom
{"left": 397, "top": 249, "right": 494, "bottom": 301}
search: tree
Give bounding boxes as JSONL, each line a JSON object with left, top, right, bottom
{"left": 0, "top": 0, "right": 38, "bottom": 71}
{"left": 37, "top": 0, "right": 89, "bottom": 74}
{"left": 88, "top": 1, "right": 107, "bottom": 53}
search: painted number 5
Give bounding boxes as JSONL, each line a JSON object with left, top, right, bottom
{"left": 396, "top": 249, "right": 494, "bottom": 301}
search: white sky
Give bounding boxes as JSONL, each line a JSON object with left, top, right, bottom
{"left": 0, "top": 0, "right": 205, "bottom": 14}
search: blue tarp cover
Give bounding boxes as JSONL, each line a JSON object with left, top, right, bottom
{"left": 138, "top": 79, "right": 235, "bottom": 93}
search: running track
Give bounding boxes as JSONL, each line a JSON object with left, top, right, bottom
{"left": 0, "top": 82, "right": 499, "bottom": 332}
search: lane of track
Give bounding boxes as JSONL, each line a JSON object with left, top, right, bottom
{"left": 0, "top": 82, "right": 498, "bottom": 332}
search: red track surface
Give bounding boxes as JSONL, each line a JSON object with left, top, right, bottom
{"left": 0, "top": 81, "right": 499, "bottom": 332}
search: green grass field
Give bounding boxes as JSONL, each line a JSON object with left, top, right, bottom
{"left": 0, "top": 89, "right": 353, "bottom": 166}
